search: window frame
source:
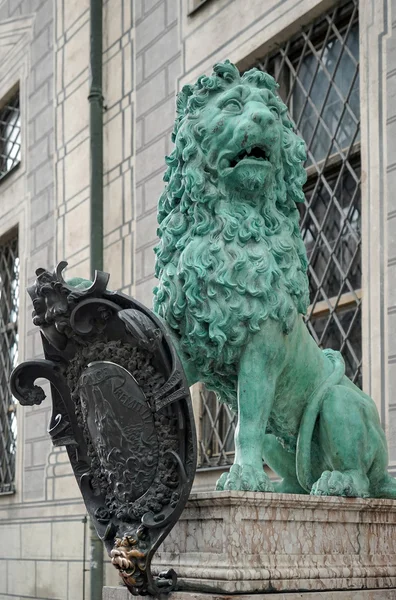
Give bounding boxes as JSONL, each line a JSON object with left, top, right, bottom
{"left": 0, "top": 227, "right": 19, "bottom": 495}
{"left": 0, "top": 85, "right": 21, "bottom": 184}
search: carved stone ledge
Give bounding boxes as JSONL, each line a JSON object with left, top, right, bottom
{"left": 130, "top": 491, "right": 396, "bottom": 595}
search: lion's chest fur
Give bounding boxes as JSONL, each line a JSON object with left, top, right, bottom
{"left": 155, "top": 196, "right": 309, "bottom": 410}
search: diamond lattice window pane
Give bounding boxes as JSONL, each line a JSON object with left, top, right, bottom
{"left": 0, "top": 91, "right": 21, "bottom": 182}
{"left": 0, "top": 232, "right": 18, "bottom": 493}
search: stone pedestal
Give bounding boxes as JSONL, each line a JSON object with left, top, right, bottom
{"left": 104, "top": 491, "right": 396, "bottom": 598}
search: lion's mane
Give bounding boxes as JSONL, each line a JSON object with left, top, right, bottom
{"left": 153, "top": 61, "right": 309, "bottom": 411}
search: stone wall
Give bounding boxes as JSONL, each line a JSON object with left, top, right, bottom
{"left": 134, "top": 0, "right": 181, "bottom": 302}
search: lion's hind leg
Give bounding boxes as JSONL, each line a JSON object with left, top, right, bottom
{"left": 374, "top": 474, "right": 396, "bottom": 499}
{"left": 311, "top": 385, "right": 381, "bottom": 498}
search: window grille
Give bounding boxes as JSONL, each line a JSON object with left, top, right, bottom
{"left": 198, "top": 0, "right": 361, "bottom": 468}
{"left": 0, "top": 90, "right": 21, "bottom": 182}
{"left": 0, "top": 231, "right": 19, "bottom": 493}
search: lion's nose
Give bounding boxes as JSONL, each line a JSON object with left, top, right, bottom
{"left": 251, "top": 108, "right": 275, "bottom": 128}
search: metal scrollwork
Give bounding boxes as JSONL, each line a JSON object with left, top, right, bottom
{"left": 10, "top": 262, "right": 197, "bottom": 597}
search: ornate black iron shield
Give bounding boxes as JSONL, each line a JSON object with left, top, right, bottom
{"left": 10, "top": 262, "right": 197, "bottom": 596}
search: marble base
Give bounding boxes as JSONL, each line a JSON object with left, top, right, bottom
{"left": 103, "top": 587, "right": 396, "bottom": 599}
{"left": 146, "top": 491, "right": 396, "bottom": 595}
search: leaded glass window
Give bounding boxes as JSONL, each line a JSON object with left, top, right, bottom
{"left": 0, "top": 90, "right": 21, "bottom": 182}
{"left": 198, "top": 0, "right": 361, "bottom": 468}
{"left": 0, "top": 231, "right": 19, "bottom": 493}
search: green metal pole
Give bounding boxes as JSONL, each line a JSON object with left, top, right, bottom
{"left": 88, "top": 0, "right": 104, "bottom": 597}
{"left": 89, "top": 516, "right": 104, "bottom": 600}
{"left": 89, "top": 0, "right": 104, "bottom": 276}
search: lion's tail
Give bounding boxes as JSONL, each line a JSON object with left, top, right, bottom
{"left": 296, "top": 350, "right": 346, "bottom": 493}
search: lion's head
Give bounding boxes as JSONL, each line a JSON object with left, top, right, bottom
{"left": 153, "top": 61, "right": 310, "bottom": 410}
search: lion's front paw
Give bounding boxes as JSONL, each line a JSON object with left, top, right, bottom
{"left": 311, "top": 470, "right": 368, "bottom": 498}
{"left": 216, "top": 464, "right": 274, "bottom": 492}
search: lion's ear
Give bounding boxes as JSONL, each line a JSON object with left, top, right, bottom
{"left": 176, "top": 85, "right": 194, "bottom": 118}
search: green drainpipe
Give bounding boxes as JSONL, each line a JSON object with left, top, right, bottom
{"left": 89, "top": 0, "right": 104, "bottom": 276}
{"left": 88, "top": 0, "right": 104, "bottom": 597}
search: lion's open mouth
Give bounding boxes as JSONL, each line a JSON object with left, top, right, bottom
{"left": 230, "top": 146, "right": 270, "bottom": 168}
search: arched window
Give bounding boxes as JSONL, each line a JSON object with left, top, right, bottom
{"left": 0, "top": 90, "right": 21, "bottom": 181}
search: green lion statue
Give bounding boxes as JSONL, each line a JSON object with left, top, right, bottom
{"left": 153, "top": 60, "right": 396, "bottom": 499}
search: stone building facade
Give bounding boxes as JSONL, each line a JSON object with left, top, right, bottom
{"left": 0, "top": 0, "right": 395, "bottom": 598}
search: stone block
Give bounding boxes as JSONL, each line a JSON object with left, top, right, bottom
{"left": 105, "top": 49, "right": 123, "bottom": 109}
{"left": 64, "top": 198, "right": 89, "bottom": 258}
{"left": 64, "top": 20, "right": 89, "bottom": 87}
{"left": 64, "top": 82, "right": 89, "bottom": 142}
{"left": 123, "top": 232, "right": 133, "bottom": 287}
{"left": 136, "top": 136, "right": 166, "bottom": 183}
{"left": 7, "top": 559, "right": 36, "bottom": 596}
{"left": 64, "top": 0, "right": 89, "bottom": 31}
{"left": 167, "top": 54, "right": 181, "bottom": 94}
{"left": 144, "top": 96, "right": 175, "bottom": 144}
{"left": 148, "top": 492, "right": 396, "bottom": 594}
{"left": 123, "top": 42, "right": 133, "bottom": 95}
{"left": 136, "top": 54, "right": 143, "bottom": 85}
{"left": 166, "top": 0, "right": 179, "bottom": 26}
{"left": 69, "top": 560, "right": 90, "bottom": 600}
{"left": 104, "top": 559, "right": 121, "bottom": 588}
{"left": 135, "top": 276, "right": 156, "bottom": 306}
{"left": 123, "top": 104, "right": 132, "bottom": 161}
{"left": 144, "top": 169, "right": 165, "bottom": 212}
{"left": 29, "top": 136, "right": 49, "bottom": 173}
{"left": 123, "top": 167, "right": 133, "bottom": 222}
{"left": 21, "top": 522, "right": 51, "bottom": 560}
{"left": 136, "top": 3, "right": 165, "bottom": 54}
{"left": 52, "top": 521, "right": 84, "bottom": 560}
{"left": 34, "top": 214, "right": 54, "bottom": 249}
{"left": 137, "top": 69, "right": 166, "bottom": 114}
{"left": 104, "top": 238, "right": 123, "bottom": 290}
{"left": 34, "top": 54, "right": 54, "bottom": 89}
{"left": 0, "top": 524, "right": 20, "bottom": 558}
{"left": 143, "top": 244, "right": 156, "bottom": 278}
{"left": 35, "top": 0, "right": 53, "bottom": 35}
{"left": 105, "top": 112, "right": 123, "bottom": 172}
{"left": 34, "top": 103, "right": 53, "bottom": 141}
{"left": 144, "top": 26, "right": 179, "bottom": 79}
{"left": 23, "top": 467, "right": 45, "bottom": 501}
{"left": 64, "top": 138, "right": 89, "bottom": 200}
{"left": 135, "top": 209, "right": 158, "bottom": 250}
{"left": 104, "top": 0, "right": 122, "bottom": 51}
{"left": 53, "top": 473, "right": 81, "bottom": 500}
{"left": 29, "top": 80, "right": 50, "bottom": 119}
{"left": 25, "top": 409, "right": 48, "bottom": 440}
{"left": 35, "top": 159, "right": 53, "bottom": 194}
{"left": 0, "top": 559, "right": 6, "bottom": 594}
{"left": 36, "top": 560, "right": 67, "bottom": 600}
{"left": 31, "top": 24, "right": 51, "bottom": 64}
{"left": 32, "top": 438, "right": 51, "bottom": 466}
{"left": 104, "top": 175, "right": 123, "bottom": 235}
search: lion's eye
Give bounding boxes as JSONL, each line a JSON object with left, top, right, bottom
{"left": 269, "top": 105, "right": 280, "bottom": 118}
{"left": 222, "top": 98, "right": 242, "bottom": 113}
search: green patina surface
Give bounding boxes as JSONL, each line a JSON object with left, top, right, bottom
{"left": 153, "top": 60, "right": 396, "bottom": 499}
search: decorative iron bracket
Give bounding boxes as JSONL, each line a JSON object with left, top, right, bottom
{"left": 11, "top": 263, "right": 197, "bottom": 596}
